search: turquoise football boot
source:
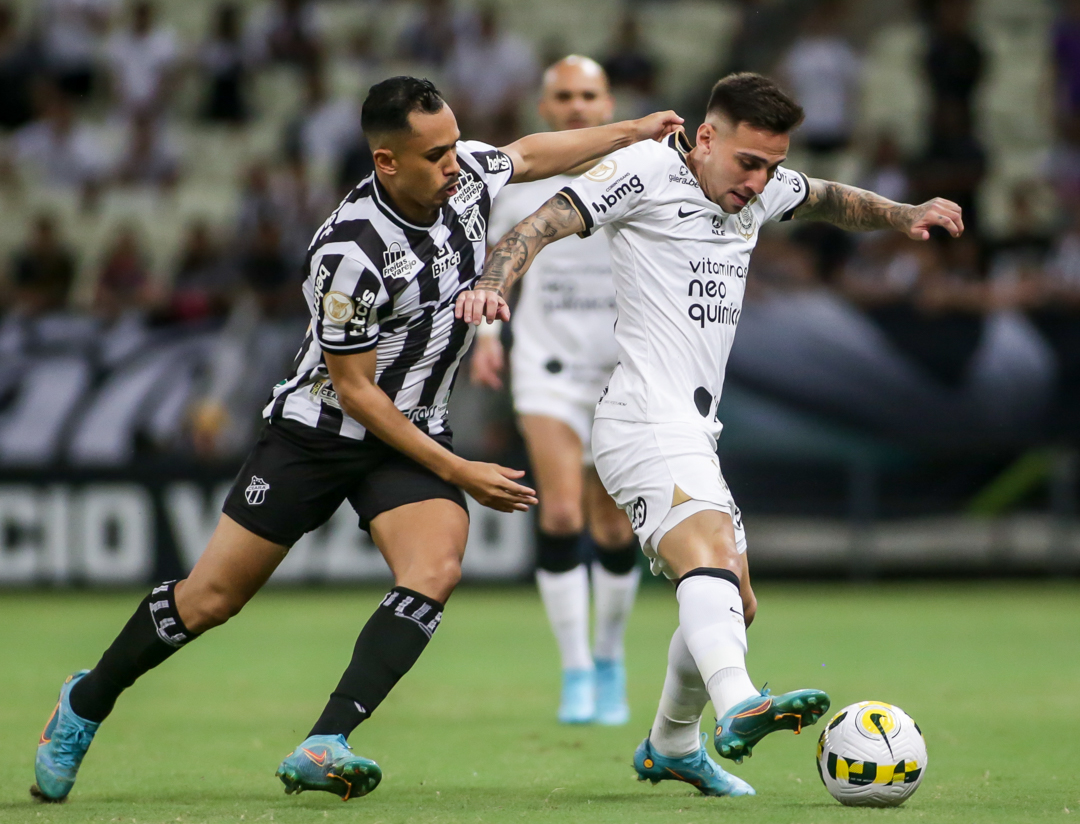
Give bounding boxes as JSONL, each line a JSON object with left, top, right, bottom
{"left": 31, "top": 670, "right": 100, "bottom": 802}
{"left": 714, "top": 688, "right": 830, "bottom": 764}
{"left": 594, "top": 659, "right": 630, "bottom": 726}
{"left": 634, "top": 735, "right": 755, "bottom": 797}
{"left": 276, "top": 734, "right": 381, "bottom": 800}
{"left": 557, "top": 668, "right": 595, "bottom": 724}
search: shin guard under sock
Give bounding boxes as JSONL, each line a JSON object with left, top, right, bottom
{"left": 69, "top": 580, "right": 199, "bottom": 723}
{"left": 309, "top": 587, "right": 443, "bottom": 738}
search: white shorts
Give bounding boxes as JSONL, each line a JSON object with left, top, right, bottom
{"left": 511, "top": 352, "right": 609, "bottom": 465}
{"left": 592, "top": 418, "right": 746, "bottom": 578}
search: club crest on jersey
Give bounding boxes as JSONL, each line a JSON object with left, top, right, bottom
{"left": 449, "top": 169, "right": 484, "bottom": 212}
{"left": 383, "top": 242, "right": 423, "bottom": 280}
{"left": 585, "top": 159, "right": 617, "bottom": 182}
{"left": 628, "top": 496, "right": 647, "bottom": 530}
{"left": 322, "top": 291, "right": 355, "bottom": 324}
{"left": 245, "top": 476, "right": 270, "bottom": 506}
{"left": 461, "top": 204, "right": 486, "bottom": 242}
{"left": 735, "top": 204, "right": 757, "bottom": 239}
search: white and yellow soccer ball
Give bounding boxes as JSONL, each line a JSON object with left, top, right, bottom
{"left": 816, "top": 701, "right": 928, "bottom": 807}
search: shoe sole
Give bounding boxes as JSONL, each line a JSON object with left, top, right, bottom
{"left": 277, "top": 761, "right": 382, "bottom": 801}
{"left": 30, "top": 783, "right": 66, "bottom": 804}
{"left": 715, "top": 691, "right": 829, "bottom": 764}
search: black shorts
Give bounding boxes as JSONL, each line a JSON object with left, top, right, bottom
{"left": 222, "top": 419, "right": 468, "bottom": 547}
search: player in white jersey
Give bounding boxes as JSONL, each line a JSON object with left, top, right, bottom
{"left": 460, "top": 73, "right": 963, "bottom": 797}
{"left": 472, "top": 57, "right": 639, "bottom": 726}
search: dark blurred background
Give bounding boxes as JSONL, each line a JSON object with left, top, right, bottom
{"left": 0, "top": 0, "right": 1076, "bottom": 585}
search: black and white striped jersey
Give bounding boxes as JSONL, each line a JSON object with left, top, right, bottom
{"left": 263, "top": 140, "right": 514, "bottom": 441}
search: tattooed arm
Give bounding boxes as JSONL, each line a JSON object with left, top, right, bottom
{"left": 794, "top": 179, "right": 964, "bottom": 240}
{"left": 454, "top": 193, "right": 585, "bottom": 325}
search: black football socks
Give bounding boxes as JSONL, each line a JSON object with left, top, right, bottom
{"left": 69, "top": 580, "right": 199, "bottom": 723}
{"left": 308, "top": 586, "right": 444, "bottom": 738}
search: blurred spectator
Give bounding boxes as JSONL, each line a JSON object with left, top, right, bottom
{"left": 987, "top": 186, "right": 1054, "bottom": 295}
{"left": 240, "top": 216, "right": 298, "bottom": 317}
{"left": 236, "top": 160, "right": 276, "bottom": 236}
{"left": 0, "top": 3, "right": 37, "bottom": 131}
{"left": 35, "top": 0, "right": 114, "bottom": 99}
{"left": 198, "top": 2, "right": 250, "bottom": 124}
{"left": 446, "top": 5, "right": 537, "bottom": 145}
{"left": 397, "top": 0, "right": 477, "bottom": 68}
{"left": 5, "top": 213, "right": 76, "bottom": 315}
{"left": 282, "top": 61, "right": 359, "bottom": 177}
{"left": 10, "top": 81, "right": 108, "bottom": 201}
{"left": 924, "top": 0, "right": 985, "bottom": 118}
{"left": 112, "top": 111, "right": 181, "bottom": 189}
{"left": 246, "top": 0, "right": 321, "bottom": 69}
{"left": 274, "top": 153, "right": 334, "bottom": 264}
{"left": 169, "top": 219, "right": 234, "bottom": 322}
{"left": 602, "top": 13, "right": 658, "bottom": 101}
{"left": 909, "top": 102, "right": 986, "bottom": 235}
{"left": 724, "top": 0, "right": 809, "bottom": 76}
{"left": 93, "top": 224, "right": 155, "bottom": 318}
{"left": 104, "top": 0, "right": 180, "bottom": 119}
{"left": 781, "top": 0, "right": 861, "bottom": 156}
{"left": 337, "top": 133, "right": 375, "bottom": 197}
{"left": 1054, "top": 0, "right": 1080, "bottom": 140}
{"left": 860, "top": 133, "right": 910, "bottom": 205}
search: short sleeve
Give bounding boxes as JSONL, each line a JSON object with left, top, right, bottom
{"left": 559, "top": 143, "right": 653, "bottom": 237}
{"left": 311, "top": 250, "right": 390, "bottom": 353}
{"left": 459, "top": 139, "right": 515, "bottom": 201}
{"left": 763, "top": 166, "right": 810, "bottom": 223}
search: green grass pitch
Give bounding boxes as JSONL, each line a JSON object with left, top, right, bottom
{"left": 2, "top": 582, "right": 1078, "bottom": 823}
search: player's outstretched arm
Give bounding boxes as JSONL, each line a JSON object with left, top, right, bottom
{"left": 501, "top": 111, "right": 683, "bottom": 183}
{"left": 455, "top": 193, "right": 585, "bottom": 325}
{"left": 794, "top": 179, "right": 964, "bottom": 240}
{"left": 324, "top": 350, "right": 538, "bottom": 512}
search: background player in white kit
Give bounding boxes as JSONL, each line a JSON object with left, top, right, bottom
{"left": 472, "top": 56, "right": 639, "bottom": 726}
{"left": 459, "top": 73, "right": 964, "bottom": 797}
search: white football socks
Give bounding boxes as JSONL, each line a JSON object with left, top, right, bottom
{"left": 536, "top": 565, "right": 592, "bottom": 671}
{"left": 649, "top": 627, "right": 708, "bottom": 758}
{"left": 591, "top": 563, "right": 640, "bottom": 662}
{"left": 676, "top": 574, "right": 758, "bottom": 718}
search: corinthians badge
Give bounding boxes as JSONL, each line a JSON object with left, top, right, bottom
{"left": 735, "top": 204, "right": 756, "bottom": 240}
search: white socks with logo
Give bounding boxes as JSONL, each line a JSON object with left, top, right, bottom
{"left": 649, "top": 627, "right": 709, "bottom": 758}
{"left": 677, "top": 573, "right": 758, "bottom": 718}
{"left": 536, "top": 566, "right": 592, "bottom": 671}
{"left": 591, "top": 563, "right": 640, "bottom": 662}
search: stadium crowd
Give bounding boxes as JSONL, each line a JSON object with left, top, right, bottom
{"left": 0, "top": 0, "right": 1075, "bottom": 467}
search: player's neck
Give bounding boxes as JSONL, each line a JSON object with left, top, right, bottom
{"left": 377, "top": 174, "right": 440, "bottom": 226}
{"left": 686, "top": 148, "right": 721, "bottom": 207}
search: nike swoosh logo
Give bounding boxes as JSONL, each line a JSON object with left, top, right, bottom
{"left": 678, "top": 207, "right": 703, "bottom": 218}
{"left": 302, "top": 747, "right": 329, "bottom": 766}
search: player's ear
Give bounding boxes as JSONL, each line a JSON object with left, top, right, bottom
{"left": 371, "top": 146, "right": 397, "bottom": 176}
{"left": 696, "top": 122, "right": 713, "bottom": 154}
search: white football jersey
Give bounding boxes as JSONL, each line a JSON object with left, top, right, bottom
{"left": 489, "top": 175, "right": 619, "bottom": 383}
{"left": 560, "top": 132, "right": 809, "bottom": 437}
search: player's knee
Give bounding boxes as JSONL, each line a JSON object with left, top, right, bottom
{"left": 590, "top": 513, "right": 634, "bottom": 549}
{"left": 412, "top": 553, "right": 462, "bottom": 601}
{"left": 538, "top": 500, "right": 584, "bottom": 536}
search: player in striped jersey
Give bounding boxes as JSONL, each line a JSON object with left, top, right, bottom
{"left": 31, "top": 77, "right": 683, "bottom": 803}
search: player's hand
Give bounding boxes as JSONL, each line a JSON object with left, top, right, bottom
{"left": 633, "top": 110, "right": 685, "bottom": 143}
{"left": 455, "top": 288, "right": 510, "bottom": 325}
{"left": 470, "top": 335, "right": 505, "bottom": 389}
{"left": 450, "top": 461, "right": 537, "bottom": 512}
{"left": 904, "top": 198, "right": 964, "bottom": 240}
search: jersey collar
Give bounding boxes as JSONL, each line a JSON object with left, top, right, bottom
{"left": 666, "top": 130, "right": 693, "bottom": 162}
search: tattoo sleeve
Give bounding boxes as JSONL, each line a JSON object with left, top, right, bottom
{"left": 794, "top": 179, "right": 916, "bottom": 232}
{"left": 477, "top": 193, "right": 585, "bottom": 295}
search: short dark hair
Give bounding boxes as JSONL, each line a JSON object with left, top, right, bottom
{"left": 707, "top": 73, "right": 804, "bottom": 134}
{"left": 361, "top": 76, "right": 445, "bottom": 138}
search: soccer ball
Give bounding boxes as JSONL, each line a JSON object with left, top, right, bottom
{"left": 816, "top": 701, "right": 927, "bottom": 807}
